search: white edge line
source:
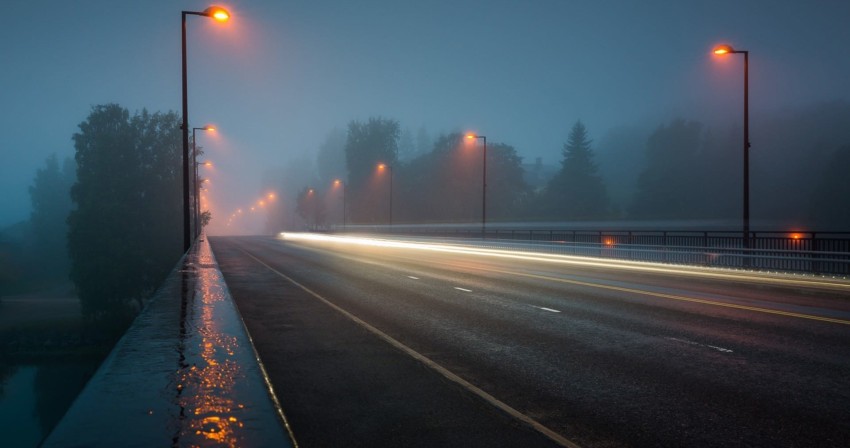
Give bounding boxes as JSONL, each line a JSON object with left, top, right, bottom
{"left": 240, "top": 248, "right": 581, "bottom": 448}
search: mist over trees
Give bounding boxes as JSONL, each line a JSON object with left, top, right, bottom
{"left": 631, "top": 119, "right": 706, "bottom": 219}
{"left": 539, "top": 121, "right": 609, "bottom": 220}
{"left": 261, "top": 153, "right": 316, "bottom": 233}
{"left": 263, "top": 100, "right": 850, "bottom": 232}
{"left": 68, "top": 104, "right": 183, "bottom": 325}
{"left": 392, "top": 133, "right": 530, "bottom": 224}
{"left": 809, "top": 145, "right": 850, "bottom": 230}
{"left": 295, "top": 186, "right": 325, "bottom": 228}
{"left": 0, "top": 155, "right": 76, "bottom": 295}
{"left": 28, "top": 154, "right": 76, "bottom": 282}
{"left": 344, "top": 117, "right": 400, "bottom": 223}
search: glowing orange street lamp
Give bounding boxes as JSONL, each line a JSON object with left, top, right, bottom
{"left": 182, "top": 6, "right": 230, "bottom": 251}
{"left": 465, "top": 133, "right": 487, "bottom": 236}
{"left": 712, "top": 43, "right": 751, "bottom": 256}
{"left": 377, "top": 163, "right": 393, "bottom": 228}
{"left": 206, "top": 6, "right": 231, "bottom": 22}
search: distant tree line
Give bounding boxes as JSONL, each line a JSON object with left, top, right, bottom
{"left": 0, "top": 155, "right": 76, "bottom": 296}
{"left": 272, "top": 100, "right": 850, "bottom": 231}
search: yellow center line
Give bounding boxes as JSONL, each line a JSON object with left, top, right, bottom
{"left": 471, "top": 266, "right": 850, "bottom": 326}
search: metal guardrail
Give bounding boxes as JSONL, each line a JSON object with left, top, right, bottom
{"left": 335, "top": 227, "right": 850, "bottom": 276}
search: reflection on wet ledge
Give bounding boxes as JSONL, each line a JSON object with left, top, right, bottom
{"left": 173, "top": 239, "right": 267, "bottom": 446}
{"left": 41, "top": 238, "right": 294, "bottom": 447}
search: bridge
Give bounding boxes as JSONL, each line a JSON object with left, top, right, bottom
{"left": 45, "top": 231, "right": 850, "bottom": 447}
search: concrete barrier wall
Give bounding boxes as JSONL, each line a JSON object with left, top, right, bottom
{"left": 43, "top": 238, "right": 295, "bottom": 447}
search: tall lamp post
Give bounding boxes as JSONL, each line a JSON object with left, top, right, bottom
{"left": 713, "top": 44, "right": 751, "bottom": 255}
{"left": 193, "top": 125, "right": 214, "bottom": 238}
{"left": 182, "top": 5, "right": 230, "bottom": 252}
{"left": 377, "top": 163, "right": 393, "bottom": 229}
{"left": 333, "top": 179, "right": 346, "bottom": 230}
{"left": 465, "top": 133, "right": 487, "bottom": 236}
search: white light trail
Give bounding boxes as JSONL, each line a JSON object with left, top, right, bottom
{"left": 278, "top": 232, "right": 850, "bottom": 292}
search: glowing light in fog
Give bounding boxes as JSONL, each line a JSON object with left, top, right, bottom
{"left": 277, "top": 232, "right": 850, "bottom": 292}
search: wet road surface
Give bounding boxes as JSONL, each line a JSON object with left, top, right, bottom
{"left": 210, "top": 234, "right": 850, "bottom": 447}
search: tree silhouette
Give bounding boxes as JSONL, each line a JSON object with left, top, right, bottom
{"left": 810, "top": 144, "right": 850, "bottom": 230}
{"left": 28, "top": 154, "right": 75, "bottom": 282}
{"left": 630, "top": 119, "right": 703, "bottom": 220}
{"left": 344, "top": 117, "right": 399, "bottom": 223}
{"left": 67, "top": 104, "right": 182, "bottom": 327}
{"left": 541, "top": 121, "right": 609, "bottom": 220}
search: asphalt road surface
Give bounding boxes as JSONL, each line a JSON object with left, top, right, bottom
{"left": 209, "top": 234, "right": 850, "bottom": 448}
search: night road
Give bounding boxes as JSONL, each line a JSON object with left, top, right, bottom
{"left": 209, "top": 234, "right": 850, "bottom": 448}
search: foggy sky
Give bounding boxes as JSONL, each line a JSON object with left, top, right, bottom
{"left": 2, "top": 0, "right": 849, "bottom": 230}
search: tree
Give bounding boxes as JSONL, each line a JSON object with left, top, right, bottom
{"left": 630, "top": 119, "right": 703, "bottom": 219}
{"left": 481, "top": 142, "right": 531, "bottom": 221}
{"left": 395, "top": 133, "right": 531, "bottom": 223}
{"left": 67, "top": 104, "right": 182, "bottom": 326}
{"left": 398, "top": 128, "right": 416, "bottom": 162}
{"left": 415, "top": 127, "right": 433, "bottom": 159}
{"left": 262, "top": 154, "right": 318, "bottom": 233}
{"left": 809, "top": 144, "right": 850, "bottom": 230}
{"left": 200, "top": 210, "right": 212, "bottom": 228}
{"left": 344, "top": 117, "right": 400, "bottom": 223}
{"left": 315, "top": 128, "right": 347, "bottom": 185}
{"left": 295, "top": 187, "right": 325, "bottom": 229}
{"left": 595, "top": 125, "right": 649, "bottom": 216}
{"left": 28, "top": 154, "right": 75, "bottom": 282}
{"left": 541, "top": 121, "right": 610, "bottom": 220}
{"left": 397, "top": 133, "right": 475, "bottom": 223}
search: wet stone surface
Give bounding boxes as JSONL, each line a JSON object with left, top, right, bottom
{"left": 42, "top": 239, "right": 293, "bottom": 447}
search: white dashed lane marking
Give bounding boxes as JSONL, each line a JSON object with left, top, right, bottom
{"left": 454, "top": 287, "right": 473, "bottom": 292}
{"left": 666, "top": 337, "right": 734, "bottom": 353}
{"left": 531, "top": 305, "right": 561, "bottom": 313}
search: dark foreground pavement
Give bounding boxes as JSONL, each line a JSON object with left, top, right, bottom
{"left": 211, "top": 237, "right": 563, "bottom": 448}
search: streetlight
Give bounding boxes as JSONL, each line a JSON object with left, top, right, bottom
{"left": 193, "top": 125, "right": 215, "bottom": 238}
{"left": 333, "top": 179, "right": 346, "bottom": 230}
{"left": 465, "top": 133, "right": 487, "bottom": 236}
{"left": 377, "top": 163, "right": 393, "bottom": 229}
{"left": 713, "top": 44, "right": 751, "bottom": 255}
{"left": 182, "top": 6, "right": 230, "bottom": 252}
{"left": 306, "top": 188, "right": 315, "bottom": 229}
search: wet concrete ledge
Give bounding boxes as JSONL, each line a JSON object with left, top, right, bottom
{"left": 43, "top": 238, "right": 295, "bottom": 447}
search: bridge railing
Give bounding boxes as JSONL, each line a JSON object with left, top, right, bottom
{"left": 331, "top": 226, "right": 850, "bottom": 276}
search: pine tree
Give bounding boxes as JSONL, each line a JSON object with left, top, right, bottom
{"left": 542, "top": 121, "right": 610, "bottom": 220}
